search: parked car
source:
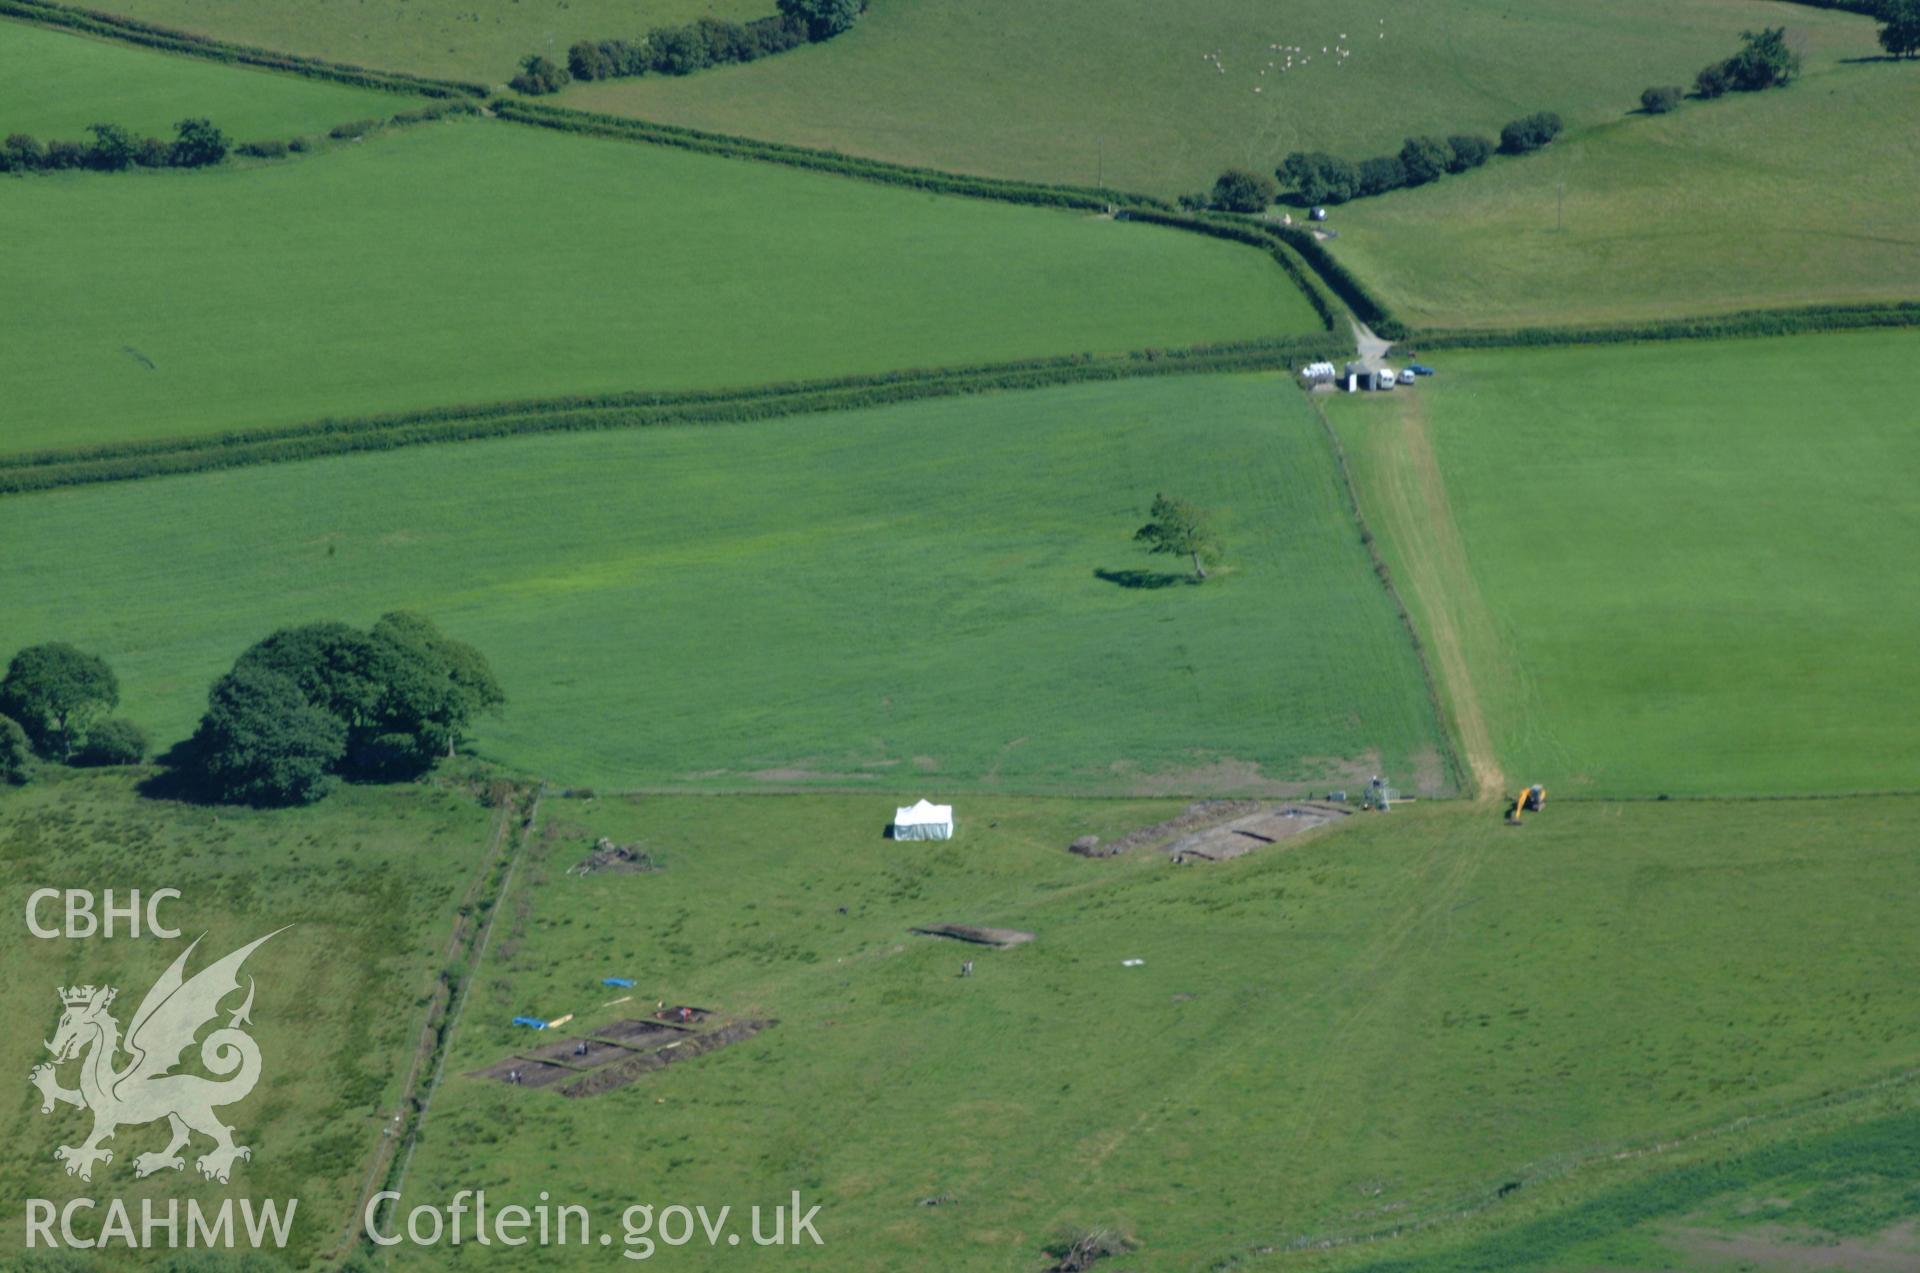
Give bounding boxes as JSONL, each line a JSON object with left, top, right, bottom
{"left": 1398, "top": 369, "right": 1416, "bottom": 385}
{"left": 1407, "top": 363, "right": 1436, "bottom": 376}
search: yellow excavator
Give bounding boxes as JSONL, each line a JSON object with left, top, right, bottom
{"left": 1504, "top": 785, "right": 1546, "bottom": 824}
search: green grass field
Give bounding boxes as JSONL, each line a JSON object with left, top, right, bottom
{"left": 388, "top": 792, "right": 1920, "bottom": 1270}
{"left": 554, "top": 0, "right": 1872, "bottom": 197}
{"left": 0, "top": 374, "right": 1448, "bottom": 796}
{"left": 0, "top": 768, "right": 500, "bottom": 1265}
{"left": 0, "top": 116, "right": 1319, "bottom": 456}
{"left": 0, "top": 18, "right": 415, "bottom": 140}
{"left": 1328, "top": 329, "right": 1920, "bottom": 799}
{"left": 36, "top": 0, "right": 767, "bottom": 85}
{"left": 1330, "top": 59, "right": 1920, "bottom": 327}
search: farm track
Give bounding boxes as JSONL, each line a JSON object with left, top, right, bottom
{"left": 1347, "top": 390, "right": 1509, "bottom": 800}
{"left": 354, "top": 784, "right": 543, "bottom": 1254}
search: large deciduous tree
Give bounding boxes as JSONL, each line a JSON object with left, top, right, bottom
{"left": 189, "top": 664, "right": 346, "bottom": 807}
{"left": 1133, "top": 493, "right": 1223, "bottom": 580}
{"left": 0, "top": 643, "right": 119, "bottom": 761}
{"left": 1210, "top": 168, "right": 1277, "bottom": 213}
{"left": 1879, "top": 0, "right": 1920, "bottom": 58}
{"left": 186, "top": 614, "right": 504, "bottom": 801}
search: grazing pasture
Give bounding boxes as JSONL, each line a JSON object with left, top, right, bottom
{"left": 37, "top": 0, "right": 767, "bottom": 84}
{"left": 0, "top": 17, "right": 414, "bottom": 139}
{"left": 1327, "top": 330, "right": 1920, "bottom": 798}
{"left": 0, "top": 374, "right": 1447, "bottom": 795}
{"left": 556, "top": 0, "right": 1872, "bottom": 196}
{"left": 394, "top": 792, "right": 1920, "bottom": 1270}
{"left": 0, "top": 117, "right": 1319, "bottom": 455}
{"left": 1330, "top": 60, "right": 1920, "bottom": 327}
{"left": 0, "top": 769, "right": 500, "bottom": 1264}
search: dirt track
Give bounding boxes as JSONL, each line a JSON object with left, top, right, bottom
{"left": 1361, "top": 387, "right": 1508, "bottom": 799}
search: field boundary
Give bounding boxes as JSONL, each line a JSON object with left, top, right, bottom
{"left": 1307, "top": 400, "right": 1469, "bottom": 798}
{"left": 0, "top": 337, "right": 1351, "bottom": 493}
{"left": 0, "top": 0, "right": 488, "bottom": 97}
{"left": 1409, "top": 300, "right": 1920, "bottom": 351}
{"left": 491, "top": 98, "right": 1173, "bottom": 212}
{"left": 358, "top": 784, "right": 544, "bottom": 1259}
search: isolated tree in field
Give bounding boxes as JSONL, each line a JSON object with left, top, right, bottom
{"left": 0, "top": 715, "right": 32, "bottom": 786}
{"left": 190, "top": 663, "right": 346, "bottom": 806}
{"left": 1640, "top": 85, "right": 1684, "bottom": 114}
{"left": 169, "top": 117, "right": 228, "bottom": 168}
{"left": 1210, "top": 167, "right": 1276, "bottom": 212}
{"left": 776, "top": 0, "right": 862, "bottom": 41}
{"left": 1694, "top": 61, "right": 1731, "bottom": 98}
{"left": 1398, "top": 136, "right": 1451, "bottom": 186}
{"left": 1879, "top": 0, "right": 1920, "bottom": 58}
{"left": 85, "top": 123, "right": 137, "bottom": 171}
{"left": 0, "top": 643, "right": 119, "bottom": 761}
{"left": 1134, "top": 494, "right": 1222, "bottom": 580}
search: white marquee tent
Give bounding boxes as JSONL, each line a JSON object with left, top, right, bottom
{"left": 892, "top": 799, "right": 954, "bottom": 841}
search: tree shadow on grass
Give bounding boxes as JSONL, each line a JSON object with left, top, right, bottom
{"left": 1093, "top": 568, "right": 1203, "bottom": 590}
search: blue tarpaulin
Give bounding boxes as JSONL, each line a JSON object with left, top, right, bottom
{"left": 512, "top": 1016, "right": 548, "bottom": 1029}
{"left": 602, "top": 977, "right": 635, "bottom": 988}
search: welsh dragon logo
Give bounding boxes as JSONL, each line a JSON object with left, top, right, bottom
{"left": 27, "top": 928, "right": 285, "bottom": 1184}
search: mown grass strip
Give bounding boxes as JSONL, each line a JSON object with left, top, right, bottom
{"left": 0, "top": 0, "right": 488, "bottom": 97}
{"left": 0, "top": 337, "right": 1351, "bottom": 494}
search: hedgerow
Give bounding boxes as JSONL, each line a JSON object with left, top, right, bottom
{"left": 1116, "top": 210, "right": 1338, "bottom": 331}
{"left": 1409, "top": 302, "right": 1920, "bottom": 351}
{"left": 0, "top": 103, "right": 478, "bottom": 177}
{"left": 0, "top": 0, "right": 487, "bottom": 98}
{"left": 490, "top": 100, "right": 1168, "bottom": 211}
{"left": 0, "top": 338, "right": 1352, "bottom": 495}
{"left": 1269, "top": 224, "right": 1408, "bottom": 338}
{"left": 545, "top": 1, "right": 858, "bottom": 93}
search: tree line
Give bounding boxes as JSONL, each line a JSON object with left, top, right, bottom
{"left": 1, "top": 117, "right": 228, "bottom": 173}
{"left": 1196, "top": 110, "right": 1558, "bottom": 214}
{"left": 0, "top": 101, "right": 477, "bottom": 176}
{"left": 1640, "top": 27, "right": 1818, "bottom": 114}
{"left": 513, "top": 0, "right": 865, "bottom": 95}
{"left": 0, "top": 614, "right": 503, "bottom": 808}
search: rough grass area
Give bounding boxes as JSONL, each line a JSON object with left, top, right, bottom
{"left": 0, "top": 116, "right": 1319, "bottom": 455}
{"left": 0, "top": 17, "right": 415, "bottom": 139}
{"left": 1328, "top": 330, "right": 1920, "bottom": 798}
{"left": 396, "top": 793, "right": 1920, "bottom": 1270}
{"left": 0, "top": 374, "right": 1448, "bottom": 795}
{"left": 38, "top": 0, "right": 767, "bottom": 84}
{"left": 554, "top": 0, "right": 1871, "bottom": 197}
{"left": 0, "top": 769, "right": 499, "bottom": 1263}
{"left": 1329, "top": 59, "right": 1920, "bottom": 327}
